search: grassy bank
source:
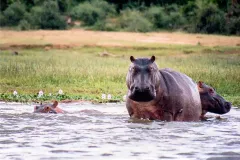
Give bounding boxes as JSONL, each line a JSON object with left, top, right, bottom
{"left": 0, "top": 45, "right": 240, "bottom": 106}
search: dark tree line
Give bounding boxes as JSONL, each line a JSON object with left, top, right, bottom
{"left": 0, "top": 0, "right": 239, "bottom": 35}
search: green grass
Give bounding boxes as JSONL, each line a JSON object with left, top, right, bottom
{"left": 0, "top": 45, "right": 240, "bottom": 107}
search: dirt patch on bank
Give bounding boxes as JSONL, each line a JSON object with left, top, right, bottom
{"left": 0, "top": 29, "right": 239, "bottom": 49}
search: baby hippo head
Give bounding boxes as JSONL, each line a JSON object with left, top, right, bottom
{"left": 34, "top": 101, "right": 58, "bottom": 114}
{"left": 198, "top": 81, "right": 231, "bottom": 115}
{"left": 126, "top": 56, "right": 160, "bottom": 102}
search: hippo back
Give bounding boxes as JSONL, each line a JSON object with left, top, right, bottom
{"left": 159, "top": 68, "right": 201, "bottom": 121}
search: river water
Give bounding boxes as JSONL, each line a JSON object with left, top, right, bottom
{"left": 0, "top": 102, "right": 239, "bottom": 160}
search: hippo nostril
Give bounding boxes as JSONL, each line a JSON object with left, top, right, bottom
{"left": 144, "top": 87, "right": 150, "bottom": 91}
{"left": 134, "top": 87, "right": 140, "bottom": 91}
{"left": 35, "top": 106, "right": 39, "bottom": 110}
{"left": 225, "top": 102, "right": 231, "bottom": 109}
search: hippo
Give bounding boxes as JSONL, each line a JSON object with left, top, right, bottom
{"left": 126, "top": 56, "right": 202, "bottom": 121}
{"left": 34, "top": 101, "right": 66, "bottom": 114}
{"left": 33, "top": 101, "right": 102, "bottom": 114}
{"left": 197, "top": 81, "right": 231, "bottom": 118}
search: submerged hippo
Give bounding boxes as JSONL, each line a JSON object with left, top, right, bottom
{"left": 33, "top": 101, "right": 102, "bottom": 114}
{"left": 197, "top": 81, "right": 231, "bottom": 118}
{"left": 34, "top": 101, "right": 66, "bottom": 114}
{"left": 126, "top": 56, "right": 201, "bottom": 121}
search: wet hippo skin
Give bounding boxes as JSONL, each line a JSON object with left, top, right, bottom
{"left": 197, "top": 81, "right": 231, "bottom": 119}
{"left": 34, "top": 101, "right": 66, "bottom": 113}
{"left": 126, "top": 56, "right": 202, "bottom": 121}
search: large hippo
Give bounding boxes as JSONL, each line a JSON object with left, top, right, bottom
{"left": 34, "top": 101, "right": 66, "bottom": 114}
{"left": 126, "top": 56, "right": 202, "bottom": 121}
{"left": 197, "top": 81, "right": 231, "bottom": 118}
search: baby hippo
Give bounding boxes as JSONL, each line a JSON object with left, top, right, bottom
{"left": 197, "top": 81, "right": 231, "bottom": 118}
{"left": 34, "top": 101, "right": 65, "bottom": 114}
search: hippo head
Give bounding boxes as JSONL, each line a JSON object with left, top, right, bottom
{"left": 126, "top": 56, "right": 160, "bottom": 102}
{"left": 34, "top": 101, "right": 58, "bottom": 114}
{"left": 197, "top": 81, "right": 231, "bottom": 115}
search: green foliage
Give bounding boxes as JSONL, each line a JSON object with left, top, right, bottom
{"left": 3, "top": 2, "right": 26, "bottom": 26}
{"left": 18, "top": 19, "right": 31, "bottom": 30}
{"left": 167, "top": 11, "right": 186, "bottom": 30}
{"left": 118, "top": 9, "right": 153, "bottom": 32}
{"left": 92, "top": 19, "right": 118, "bottom": 31}
{"left": 181, "top": 1, "right": 199, "bottom": 21}
{"left": 194, "top": 4, "right": 226, "bottom": 34}
{"left": 70, "top": 0, "right": 115, "bottom": 26}
{"left": 227, "top": 17, "right": 240, "bottom": 35}
{"left": 145, "top": 6, "right": 168, "bottom": 29}
{"left": 0, "top": 0, "right": 239, "bottom": 35}
{"left": 33, "top": 1, "right": 67, "bottom": 29}
{"left": 38, "top": 1, "right": 67, "bottom": 29}
{"left": 25, "top": 7, "right": 42, "bottom": 29}
{"left": 0, "top": 12, "right": 6, "bottom": 26}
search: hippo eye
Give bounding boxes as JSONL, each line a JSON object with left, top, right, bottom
{"left": 149, "top": 66, "right": 154, "bottom": 71}
{"left": 209, "top": 88, "right": 214, "bottom": 94}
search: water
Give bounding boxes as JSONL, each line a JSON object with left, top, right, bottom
{"left": 0, "top": 102, "right": 239, "bottom": 160}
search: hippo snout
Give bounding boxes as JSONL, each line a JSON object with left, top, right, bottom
{"left": 129, "top": 84, "right": 156, "bottom": 102}
{"left": 224, "top": 102, "right": 231, "bottom": 111}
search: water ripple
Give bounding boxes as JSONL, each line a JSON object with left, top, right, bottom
{"left": 0, "top": 102, "right": 239, "bottom": 160}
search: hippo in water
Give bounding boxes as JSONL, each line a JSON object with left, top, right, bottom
{"left": 33, "top": 101, "right": 102, "bottom": 114}
{"left": 126, "top": 56, "right": 201, "bottom": 121}
{"left": 34, "top": 101, "right": 66, "bottom": 114}
{"left": 197, "top": 81, "right": 231, "bottom": 118}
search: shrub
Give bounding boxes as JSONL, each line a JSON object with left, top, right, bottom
{"left": 227, "top": 17, "right": 240, "bottom": 35}
{"left": 167, "top": 11, "right": 186, "bottom": 29}
{"left": 181, "top": 1, "right": 199, "bottom": 22}
{"left": 25, "top": 7, "right": 42, "bottom": 29}
{"left": 70, "top": 0, "right": 116, "bottom": 26}
{"left": 118, "top": 9, "right": 153, "bottom": 32}
{"left": 194, "top": 4, "right": 226, "bottom": 34}
{"left": 29, "top": 1, "right": 67, "bottom": 30}
{"left": 93, "top": 19, "right": 118, "bottom": 31}
{"left": 3, "top": 2, "right": 26, "bottom": 26}
{"left": 18, "top": 19, "right": 31, "bottom": 30}
{"left": 0, "top": 12, "right": 6, "bottom": 26}
{"left": 145, "top": 6, "right": 168, "bottom": 29}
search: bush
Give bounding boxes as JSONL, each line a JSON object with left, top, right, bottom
{"left": 92, "top": 19, "right": 118, "bottom": 31}
{"left": 29, "top": 1, "right": 67, "bottom": 30}
{"left": 194, "top": 4, "right": 226, "bottom": 34}
{"left": 3, "top": 2, "right": 26, "bottom": 26}
{"left": 0, "top": 12, "right": 6, "bottom": 26}
{"left": 167, "top": 11, "right": 186, "bottom": 29}
{"left": 145, "top": 6, "right": 168, "bottom": 29}
{"left": 181, "top": 1, "right": 199, "bottom": 21}
{"left": 118, "top": 9, "right": 153, "bottom": 32}
{"left": 25, "top": 7, "right": 42, "bottom": 29}
{"left": 18, "top": 19, "right": 31, "bottom": 30}
{"left": 227, "top": 17, "right": 240, "bottom": 35}
{"left": 70, "top": 0, "right": 116, "bottom": 26}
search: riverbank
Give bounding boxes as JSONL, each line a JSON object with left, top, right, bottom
{"left": 0, "top": 30, "right": 239, "bottom": 106}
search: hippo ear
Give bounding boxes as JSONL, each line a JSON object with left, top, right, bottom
{"left": 130, "top": 56, "right": 135, "bottom": 62}
{"left": 150, "top": 56, "right": 155, "bottom": 63}
{"left": 197, "top": 81, "right": 203, "bottom": 88}
{"left": 52, "top": 101, "right": 58, "bottom": 108}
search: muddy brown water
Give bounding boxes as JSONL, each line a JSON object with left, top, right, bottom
{"left": 0, "top": 102, "right": 239, "bottom": 160}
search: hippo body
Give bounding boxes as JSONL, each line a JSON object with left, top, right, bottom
{"left": 197, "top": 81, "right": 231, "bottom": 119}
{"left": 126, "top": 56, "right": 201, "bottom": 121}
